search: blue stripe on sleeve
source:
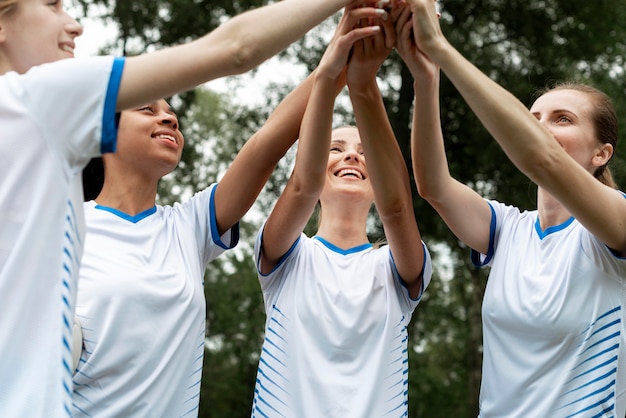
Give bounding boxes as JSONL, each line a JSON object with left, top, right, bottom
{"left": 101, "top": 57, "right": 125, "bottom": 154}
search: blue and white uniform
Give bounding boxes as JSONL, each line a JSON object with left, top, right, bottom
{"left": 72, "top": 185, "right": 238, "bottom": 417}
{"left": 0, "top": 56, "right": 123, "bottom": 417}
{"left": 251, "top": 231, "right": 432, "bottom": 418}
{"left": 473, "top": 200, "right": 626, "bottom": 418}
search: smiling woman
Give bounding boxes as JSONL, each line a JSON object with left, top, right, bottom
{"left": 400, "top": 0, "right": 626, "bottom": 415}
{"left": 250, "top": 3, "right": 432, "bottom": 417}
{"left": 70, "top": 10, "right": 394, "bottom": 406}
{"left": 0, "top": 0, "right": 367, "bottom": 415}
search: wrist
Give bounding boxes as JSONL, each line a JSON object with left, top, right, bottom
{"left": 347, "top": 81, "right": 381, "bottom": 101}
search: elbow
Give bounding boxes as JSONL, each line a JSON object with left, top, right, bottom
{"left": 415, "top": 180, "right": 440, "bottom": 206}
{"left": 245, "top": 133, "right": 285, "bottom": 168}
{"left": 518, "top": 145, "right": 562, "bottom": 185}
{"left": 290, "top": 174, "right": 325, "bottom": 201}
{"left": 378, "top": 198, "right": 414, "bottom": 224}
{"left": 225, "top": 32, "right": 266, "bottom": 74}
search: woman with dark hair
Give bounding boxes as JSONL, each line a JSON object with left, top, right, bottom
{"left": 72, "top": 4, "right": 387, "bottom": 416}
{"left": 0, "top": 0, "right": 360, "bottom": 414}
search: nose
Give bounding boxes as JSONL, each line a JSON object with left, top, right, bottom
{"left": 343, "top": 150, "right": 361, "bottom": 162}
{"left": 160, "top": 114, "right": 179, "bottom": 131}
{"left": 64, "top": 13, "right": 84, "bottom": 38}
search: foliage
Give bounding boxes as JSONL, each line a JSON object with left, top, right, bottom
{"left": 74, "top": 0, "right": 626, "bottom": 416}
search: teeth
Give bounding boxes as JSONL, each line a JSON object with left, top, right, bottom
{"left": 61, "top": 45, "right": 74, "bottom": 54}
{"left": 156, "top": 134, "right": 176, "bottom": 143}
{"left": 337, "top": 169, "right": 363, "bottom": 179}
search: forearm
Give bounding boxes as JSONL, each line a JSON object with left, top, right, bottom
{"left": 410, "top": 75, "right": 455, "bottom": 202}
{"left": 212, "top": 0, "right": 352, "bottom": 74}
{"left": 214, "top": 70, "right": 316, "bottom": 233}
{"left": 350, "top": 81, "right": 413, "bottom": 215}
{"left": 117, "top": 0, "right": 351, "bottom": 110}
{"left": 428, "top": 42, "right": 557, "bottom": 178}
{"left": 292, "top": 73, "right": 339, "bottom": 195}
{"left": 409, "top": 58, "right": 499, "bottom": 254}
{"left": 260, "top": 73, "right": 340, "bottom": 269}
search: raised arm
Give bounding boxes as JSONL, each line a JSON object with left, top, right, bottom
{"left": 346, "top": 4, "right": 424, "bottom": 298}
{"left": 407, "top": 0, "right": 626, "bottom": 255}
{"left": 393, "top": 4, "right": 492, "bottom": 254}
{"left": 259, "top": 4, "right": 385, "bottom": 273}
{"left": 213, "top": 71, "right": 314, "bottom": 236}
{"left": 116, "top": 0, "right": 357, "bottom": 111}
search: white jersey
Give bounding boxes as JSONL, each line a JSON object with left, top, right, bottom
{"left": 251, "top": 232, "right": 432, "bottom": 418}
{"left": 473, "top": 200, "right": 626, "bottom": 418}
{"left": 0, "top": 57, "right": 123, "bottom": 417}
{"left": 72, "top": 185, "right": 238, "bottom": 417}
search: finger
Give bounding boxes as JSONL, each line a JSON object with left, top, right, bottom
{"left": 335, "top": 6, "right": 384, "bottom": 44}
{"left": 344, "top": 6, "right": 388, "bottom": 26}
{"left": 344, "top": 25, "right": 382, "bottom": 46}
{"left": 394, "top": 3, "right": 411, "bottom": 33}
{"left": 376, "top": 0, "right": 391, "bottom": 9}
{"left": 377, "top": 9, "right": 396, "bottom": 49}
{"left": 389, "top": 1, "right": 406, "bottom": 23}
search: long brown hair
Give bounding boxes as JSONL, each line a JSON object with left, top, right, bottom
{"left": 537, "top": 82, "right": 619, "bottom": 188}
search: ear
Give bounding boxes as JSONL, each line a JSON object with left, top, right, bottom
{"left": 592, "top": 143, "right": 613, "bottom": 167}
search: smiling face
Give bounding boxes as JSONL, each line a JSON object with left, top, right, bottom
{"left": 108, "top": 99, "right": 184, "bottom": 179}
{"left": 0, "top": 0, "right": 83, "bottom": 74}
{"left": 530, "top": 88, "right": 613, "bottom": 176}
{"left": 319, "top": 126, "right": 374, "bottom": 206}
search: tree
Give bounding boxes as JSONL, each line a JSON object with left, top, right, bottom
{"left": 73, "top": 0, "right": 626, "bottom": 415}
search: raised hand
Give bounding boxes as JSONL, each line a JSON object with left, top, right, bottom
{"left": 317, "top": 2, "right": 388, "bottom": 81}
{"left": 392, "top": 1, "right": 439, "bottom": 81}
{"left": 403, "top": 0, "right": 446, "bottom": 56}
{"left": 345, "top": 0, "right": 396, "bottom": 89}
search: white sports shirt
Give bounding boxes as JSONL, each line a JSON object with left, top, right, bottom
{"left": 72, "top": 185, "right": 238, "bottom": 417}
{"left": 473, "top": 200, "right": 626, "bottom": 417}
{"left": 0, "top": 57, "right": 123, "bottom": 417}
{"left": 251, "top": 232, "right": 432, "bottom": 418}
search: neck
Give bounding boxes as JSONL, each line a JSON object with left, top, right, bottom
{"left": 316, "top": 202, "right": 371, "bottom": 250}
{"left": 537, "top": 187, "right": 572, "bottom": 229}
{"left": 95, "top": 174, "right": 159, "bottom": 216}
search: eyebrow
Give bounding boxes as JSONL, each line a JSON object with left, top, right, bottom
{"left": 531, "top": 109, "right": 577, "bottom": 118}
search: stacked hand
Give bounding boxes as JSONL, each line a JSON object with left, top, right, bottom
{"left": 317, "top": 1, "right": 391, "bottom": 82}
{"left": 319, "top": 0, "right": 442, "bottom": 89}
{"left": 393, "top": 0, "right": 440, "bottom": 81}
{"left": 346, "top": 0, "right": 397, "bottom": 89}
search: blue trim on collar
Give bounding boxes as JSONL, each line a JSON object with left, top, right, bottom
{"left": 534, "top": 216, "right": 575, "bottom": 240}
{"left": 313, "top": 236, "right": 372, "bottom": 254}
{"left": 94, "top": 204, "right": 157, "bottom": 223}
